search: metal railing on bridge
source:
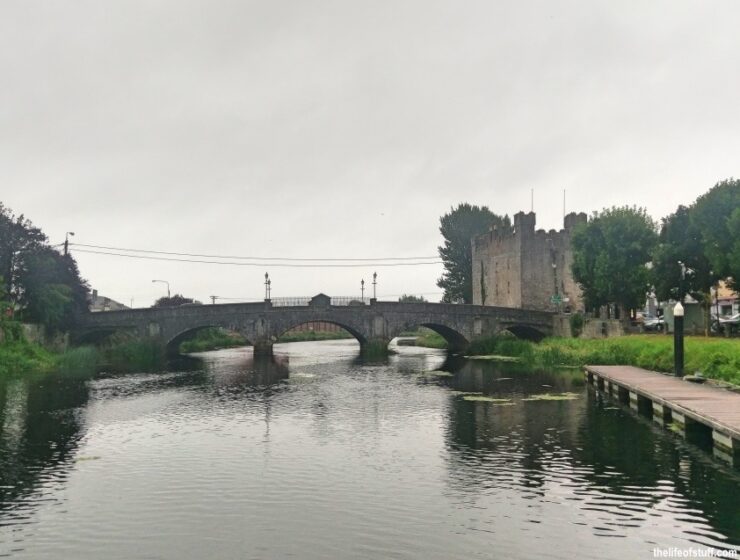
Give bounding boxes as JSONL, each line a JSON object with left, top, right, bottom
{"left": 269, "top": 296, "right": 367, "bottom": 307}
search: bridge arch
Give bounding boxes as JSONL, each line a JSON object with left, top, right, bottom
{"left": 502, "top": 325, "right": 547, "bottom": 342}
{"left": 166, "top": 325, "right": 252, "bottom": 355}
{"left": 72, "top": 327, "right": 138, "bottom": 347}
{"left": 274, "top": 320, "right": 367, "bottom": 346}
{"left": 389, "top": 321, "right": 470, "bottom": 353}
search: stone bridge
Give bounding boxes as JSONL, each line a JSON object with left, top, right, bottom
{"left": 76, "top": 294, "right": 560, "bottom": 356}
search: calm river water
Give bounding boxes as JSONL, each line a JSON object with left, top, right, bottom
{"left": 1, "top": 340, "right": 739, "bottom": 559}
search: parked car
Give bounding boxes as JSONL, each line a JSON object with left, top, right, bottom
{"left": 642, "top": 316, "right": 665, "bottom": 332}
{"left": 712, "top": 313, "right": 740, "bottom": 335}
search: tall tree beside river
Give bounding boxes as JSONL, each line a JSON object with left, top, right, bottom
{"left": 437, "top": 204, "right": 511, "bottom": 303}
{"left": 571, "top": 206, "right": 658, "bottom": 316}
{"left": 690, "top": 178, "right": 740, "bottom": 292}
{"left": 0, "top": 202, "right": 89, "bottom": 332}
{"left": 652, "top": 205, "right": 712, "bottom": 303}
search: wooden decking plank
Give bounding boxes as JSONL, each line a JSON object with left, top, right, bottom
{"left": 585, "top": 365, "right": 740, "bottom": 440}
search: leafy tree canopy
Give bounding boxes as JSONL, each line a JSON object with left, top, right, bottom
{"left": 398, "top": 294, "right": 427, "bottom": 303}
{"left": 152, "top": 294, "right": 201, "bottom": 308}
{"left": 0, "top": 203, "right": 89, "bottom": 332}
{"left": 690, "top": 178, "right": 740, "bottom": 291}
{"left": 571, "top": 206, "right": 658, "bottom": 313}
{"left": 0, "top": 203, "right": 46, "bottom": 305}
{"left": 652, "top": 205, "right": 712, "bottom": 302}
{"left": 437, "top": 203, "right": 511, "bottom": 303}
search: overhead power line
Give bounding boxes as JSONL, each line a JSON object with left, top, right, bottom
{"left": 72, "top": 248, "right": 443, "bottom": 268}
{"left": 70, "top": 242, "right": 437, "bottom": 262}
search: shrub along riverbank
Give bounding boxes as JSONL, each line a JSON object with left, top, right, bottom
{"left": 464, "top": 335, "right": 740, "bottom": 385}
{"left": 411, "top": 330, "right": 740, "bottom": 385}
{"left": 0, "top": 319, "right": 169, "bottom": 376}
{"left": 180, "top": 328, "right": 247, "bottom": 353}
{"left": 0, "top": 321, "right": 56, "bottom": 375}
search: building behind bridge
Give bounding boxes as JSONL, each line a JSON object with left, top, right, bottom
{"left": 472, "top": 211, "right": 587, "bottom": 313}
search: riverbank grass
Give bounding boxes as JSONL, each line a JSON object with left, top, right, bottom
{"left": 180, "top": 328, "right": 248, "bottom": 353}
{"left": 0, "top": 320, "right": 56, "bottom": 375}
{"left": 467, "top": 335, "right": 740, "bottom": 385}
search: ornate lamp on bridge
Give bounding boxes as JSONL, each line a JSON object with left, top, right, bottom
{"left": 361, "top": 279, "right": 365, "bottom": 303}
{"left": 371, "top": 272, "right": 377, "bottom": 303}
{"left": 264, "top": 273, "right": 271, "bottom": 302}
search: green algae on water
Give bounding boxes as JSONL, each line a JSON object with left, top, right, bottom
{"left": 462, "top": 395, "right": 514, "bottom": 404}
{"left": 521, "top": 392, "right": 580, "bottom": 401}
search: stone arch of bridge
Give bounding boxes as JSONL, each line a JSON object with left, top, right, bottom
{"left": 73, "top": 327, "right": 138, "bottom": 347}
{"left": 502, "top": 324, "right": 547, "bottom": 342}
{"left": 390, "top": 322, "right": 469, "bottom": 353}
{"left": 274, "top": 320, "right": 367, "bottom": 346}
{"left": 166, "top": 325, "right": 253, "bottom": 355}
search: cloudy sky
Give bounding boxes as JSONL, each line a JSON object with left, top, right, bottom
{"left": 2, "top": 1, "right": 739, "bottom": 306}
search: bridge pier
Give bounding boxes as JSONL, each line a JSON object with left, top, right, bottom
{"left": 253, "top": 339, "right": 274, "bottom": 357}
{"left": 361, "top": 338, "right": 391, "bottom": 357}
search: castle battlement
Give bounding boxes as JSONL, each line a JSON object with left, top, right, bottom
{"left": 471, "top": 212, "right": 586, "bottom": 312}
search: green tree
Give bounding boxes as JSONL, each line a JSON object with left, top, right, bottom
{"left": 690, "top": 178, "right": 740, "bottom": 291}
{"left": 18, "top": 248, "right": 90, "bottom": 332}
{"left": 398, "top": 294, "right": 427, "bottom": 303}
{"left": 153, "top": 294, "right": 201, "bottom": 307}
{"left": 437, "top": 204, "right": 511, "bottom": 303}
{"left": 0, "top": 203, "right": 46, "bottom": 306}
{"left": 571, "top": 206, "right": 658, "bottom": 316}
{"left": 652, "top": 205, "right": 712, "bottom": 302}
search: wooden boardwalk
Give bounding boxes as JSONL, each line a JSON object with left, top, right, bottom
{"left": 585, "top": 365, "right": 740, "bottom": 465}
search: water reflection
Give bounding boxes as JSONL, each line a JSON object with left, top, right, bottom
{"left": 0, "top": 373, "right": 90, "bottom": 523}
{"left": 0, "top": 342, "right": 738, "bottom": 559}
{"left": 443, "top": 359, "right": 740, "bottom": 552}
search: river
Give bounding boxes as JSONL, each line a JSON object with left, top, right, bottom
{"left": 1, "top": 339, "right": 738, "bottom": 559}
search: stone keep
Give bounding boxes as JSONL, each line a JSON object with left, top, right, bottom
{"left": 472, "top": 211, "right": 587, "bottom": 312}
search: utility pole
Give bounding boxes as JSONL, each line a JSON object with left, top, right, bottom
{"left": 210, "top": 295, "right": 218, "bottom": 305}
{"left": 64, "top": 231, "right": 75, "bottom": 256}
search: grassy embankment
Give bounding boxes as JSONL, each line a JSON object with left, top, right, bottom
{"left": 413, "top": 332, "right": 740, "bottom": 385}
{"left": 178, "top": 327, "right": 352, "bottom": 350}
{"left": 413, "top": 328, "right": 448, "bottom": 349}
{"left": 0, "top": 318, "right": 170, "bottom": 376}
{"left": 0, "top": 321, "right": 56, "bottom": 375}
{"left": 180, "top": 328, "right": 248, "bottom": 353}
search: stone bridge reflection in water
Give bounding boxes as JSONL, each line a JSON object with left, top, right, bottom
{"left": 0, "top": 339, "right": 738, "bottom": 559}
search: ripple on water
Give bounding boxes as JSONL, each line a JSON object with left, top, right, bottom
{"left": 1, "top": 341, "right": 738, "bottom": 559}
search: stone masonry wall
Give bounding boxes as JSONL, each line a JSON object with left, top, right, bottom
{"left": 472, "top": 220, "right": 522, "bottom": 307}
{"left": 472, "top": 211, "right": 586, "bottom": 312}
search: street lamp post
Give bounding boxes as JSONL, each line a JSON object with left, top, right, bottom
{"left": 361, "top": 279, "right": 365, "bottom": 303}
{"left": 64, "top": 232, "right": 75, "bottom": 256}
{"left": 152, "top": 279, "right": 170, "bottom": 298}
{"left": 264, "top": 273, "right": 270, "bottom": 301}
{"left": 372, "top": 272, "right": 377, "bottom": 300}
{"left": 674, "top": 302, "right": 684, "bottom": 377}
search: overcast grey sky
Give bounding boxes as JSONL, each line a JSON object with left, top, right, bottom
{"left": 2, "top": 1, "right": 739, "bottom": 306}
